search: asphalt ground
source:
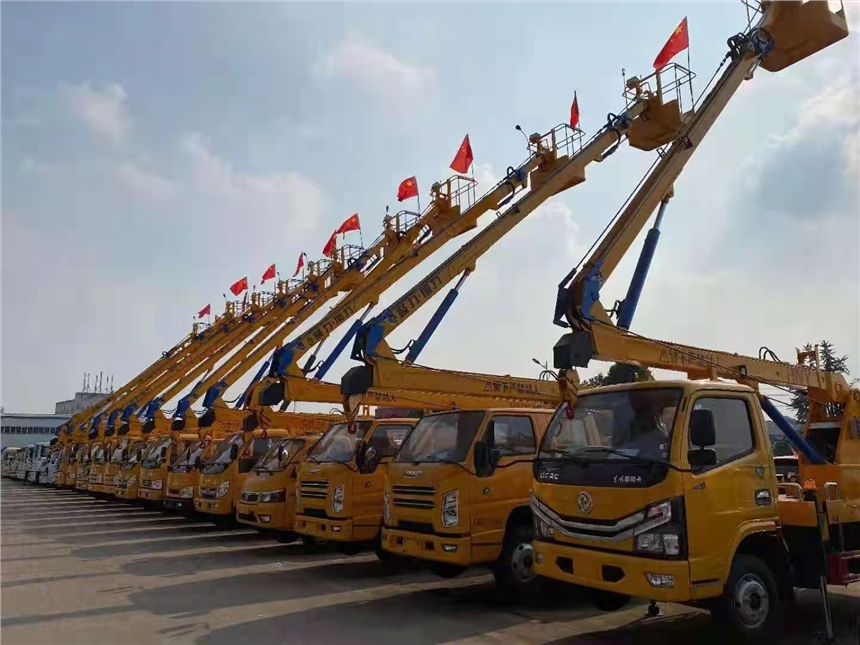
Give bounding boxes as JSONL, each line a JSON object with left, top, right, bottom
{"left": 2, "top": 480, "right": 859, "bottom": 645}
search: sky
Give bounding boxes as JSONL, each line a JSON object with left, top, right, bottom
{"left": 2, "top": 1, "right": 859, "bottom": 415}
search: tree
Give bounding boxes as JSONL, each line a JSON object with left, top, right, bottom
{"left": 583, "top": 362, "right": 654, "bottom": 387}
{"left": 788, "top": 340, "right": 851, "bottom": 424}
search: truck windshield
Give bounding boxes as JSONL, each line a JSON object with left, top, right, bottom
{"left": 395, "top": 411, "right": 485, "bottom": 464}
{"left": 307, "top": 422, "right": 373, "bottom": 463}
{"left": 201, "top": 433, "right": 243, "bottom": 474}
{"left": 111, "top": 439, "right": 130, "bottom": 464}
{"left": 539, "top": 387, "right": 683, "bottom": 462}
{"left": 123, "top": 441, "right": 148, "bottom": 469}
{"left": 141, "top": 437, "right": 172, "bottom": 469}
{"left": 254, "top": 438, "right": 306, "bottom": 472}
{"left": 171, "top": 441, "right": 206, "bottom": 471}
{"left": 92, "top": 445, "right": 107, "bottom": 465}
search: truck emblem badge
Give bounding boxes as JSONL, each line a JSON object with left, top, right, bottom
{"left": 755, "top": 464, "right": 765, "bottom": 479}
{"left": 577, "top": 491, "right": 593, "bottom": 516}
{"left": 309, "top": 468, "right": 320, "bottom": 474}
{"left": 403, "top": 470, "right": 423, "bottom": 479}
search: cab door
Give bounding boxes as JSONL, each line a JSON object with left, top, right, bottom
{"left": 354, "top": 423, "right": 414, "bottom": 531}
{"left": 469, "top": 414, "right": 538, "bottom": 547}
{"left": 681, "top": 392, "right": 777, "bottom": 588}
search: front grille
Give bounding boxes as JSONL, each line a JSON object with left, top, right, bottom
{"left": 302, "top": 508, "right": 330, "bottom": 520}
{"left": 300, "top": 480, "right": 329, "bottom": 499}
{"left": 396, "top": 520, "right": 435, "bottom": 535}
{"left": 392, "top": 485, "right": 436, "bottom": 496}
{"left": 241, "top": 491, "right": 261, "bottom": 503}
{"left": 168, "top": 487, "right": 181, "bottom": 496}
{"left": 104, "top": 475, "right": 114, "bottom": 485}
{"left": 200, "top": 487, "right": 217, "bottom": 499}
{"left": 141, "top": 479, "right": 154, "bottom": 489}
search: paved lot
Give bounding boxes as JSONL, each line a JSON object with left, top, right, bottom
{"left": 2, "top": 480, "right": 859, "bottom": 645}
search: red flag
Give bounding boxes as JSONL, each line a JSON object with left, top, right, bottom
{"left": 569, "top": 92, "right": 580, "bottom": 129}
{"left": 397, "top": 176, "right": 419, "bottom": 202}
{"left": 292, "top": 252, "right": 306, "bottom": 277}
{"left": 229, "top": 276, "right": 248, "bottom": 296}
{"left": 449, "top": 135, "right": 473, "bottom": 174}
{"left": 197, "top": 304, "right": 211, "bottom": 319}
{"left": 653, "top": 17, "right": 689, "bottom": 70}
{"left": 322, "top": 233, "right": 337, "bottom": 258}
{"left": 335, "top": 213, "right": 361, "bottom": 235}
{"left": 260, "top": 263, "right": 276, "bottom": 284}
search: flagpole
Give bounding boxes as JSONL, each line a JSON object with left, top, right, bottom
{"left": 686, "top": 22, "right": 694, "bottom": 108}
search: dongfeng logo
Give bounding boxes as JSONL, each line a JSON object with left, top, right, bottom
{"left": 403, "top": 470, "right": 423, "bottom": 479}
{"left": 539, "top": 468, "right": 559, "bottom": 481}
{"left": 576, "top": 491, "right": 593, "bottom": 516}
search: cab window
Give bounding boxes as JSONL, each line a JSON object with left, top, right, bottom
{"left": 689, "top": 397, "right": 755, "bottom": 466}
{"left": 487, "top": 416, "right": 536, "bottom": 456}
{"left": 367, "top": 424, "right": 413, "bottom": 459}
{"left": 239, "top": 437, "right": 278, "bottom": 474}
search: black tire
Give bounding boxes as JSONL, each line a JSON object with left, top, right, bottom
{"left": 373, "top": 537, "right": 406, "bottom": 573}
{"left": 711, "top": 554, "right": 784, "bottom": 640}
{"left": 430, "top": 562, "right": 467, "bottom": 579}
{"left": 590, "top": 589, "right": 632, "bottom": 612}
{"left": 275, "top": 532, "right": 298, "bottom": 544}
{"left": 492, "top": 523, "right": 543, "bottom": 595}
{"left": 339, "top": 542, "right": 363, "bottom": 556}
{"left": 300, "top": 534, "right": 322, "bottom": 547}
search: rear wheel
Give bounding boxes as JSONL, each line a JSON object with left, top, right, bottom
{"left": 712, "top": 554, "right": 783, "bottom": 641}
{"left": 493, "top": 523, "right": 543, "bottom": 594}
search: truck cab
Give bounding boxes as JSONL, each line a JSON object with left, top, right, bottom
{"left": 236, "top": 434, "right": 321, "bottom": 539}
{"left": 529, "top": 379, "right": 858, "bottom": 638}
{"left": 294, "top": 418, "right": 417, "bottom": 557}
{"left": 114, "top": 438, "right": 150, "bottom": 501}
{"left": 163, "top": 438, "right": 211, "bottom": 512}
{"left": 138, "top": 432, "right": 198, "bottom": 504}
{"left": 2, "top": 448, "right": 21, "bottom": 478}
{"left": 195, "top": 429, "right": 294, "bottom": 522}
{"left": 74, "top": 444, "right": 95, "bottom": 491}
{"left": 88, "top": 442, "right": 112, "bottom": 494}
{"left": 381, "top": 408, "right": 554, "bottom": 591}
{"left": 26, "top": 443, "right": 50, "bottom": 484}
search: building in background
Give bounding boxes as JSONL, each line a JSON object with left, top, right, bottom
{"left": 54, "top": 391, "right": 109, "bottom": 416}
{"left": 1, "top": 412, "right": 69, "bottom": 449}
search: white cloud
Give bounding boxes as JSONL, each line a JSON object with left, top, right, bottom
{"left": 313, "top": 32, "right": 436, "bottom": 104}
{"left": 115, "top": 161, "right": 178, "bottom": 205}
{"left": 59, "top": 82, "right": 132, "bottom": 145}
{"left": 178, "top": 132, "right": 324, "bottom": 233}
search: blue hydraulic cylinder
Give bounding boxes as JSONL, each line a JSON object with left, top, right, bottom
{"left": 617, "top": 197, "right": 670, "bottom": 330}
{"left": 758, "top": 395, "right": 825, "bottom": 465}
{"left": 404, "top": 271, "right": 471, "bottom": 364}
{"left": 236, "top": 359, "right": 272, "bottom": 409}
{"left": 315, "top": 319, "right": 365, "bottom": 380}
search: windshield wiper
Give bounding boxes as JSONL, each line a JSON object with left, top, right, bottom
{"left": 574, "top": 447, "right": 683, "bottom": 472}
{"left": 410, "top": 454, "right": 475, "bottom": 476}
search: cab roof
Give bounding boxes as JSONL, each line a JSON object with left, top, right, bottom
{"left": 583, "top": 379, "right": 755, "bottom": 395}
{"left": 422, "top": 407, "right": 554, "bottom": 416}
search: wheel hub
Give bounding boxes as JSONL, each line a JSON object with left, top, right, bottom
{"left": 510, "top": 542, "right": 537, "bottom": 583}
{"left": 734, "top": 573, "right": 769, "bottom": 630}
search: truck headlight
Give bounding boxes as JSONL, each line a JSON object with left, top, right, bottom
{"left": 261, "top": 489, "right": 285, "bottom": 503}
{"left": 216, "top": 481, "right": 230, "bottom": 498}
{"left": 180, "top": 486, "right": 194, "bottom": 499}
{"left": 534, "top": 515, "right": 555, "bottom": 539}
{"left": 151, "top": 480, "right": 163, "bottom": 490}
{"left": 127, "top": 476, "right": 137, "bottom": 486}
{"left": 332, "top": 484, "right": 345, "bottom": 514}
{"left": 442, "top": 490, "right": 459, "bottom": 528}
{"left": 383, "top": 489, "right": 390, "bottom": 523}
{"left": 633, "top": 499, "right": 683, "bottom": 557}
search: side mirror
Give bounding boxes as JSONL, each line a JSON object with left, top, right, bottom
{"left": 689, "top": 409, "right": 716, "bottom": 448}
{"left": 159, "top": 447, "right": 168, "bottom": 459}
{"left": 194, "top": 455, "right": 202, "bottom": 467}
{"left": 360, "top": 446, "right": 379, "bottom": 473}
{"left": 474, "top": 441, "right": 496, "bottom": 476}
{"left": 688, "top": 408, "right": 717, "bottom": 469}
{"left": 489, "top": 448, "right": 501, "bottom": 469}
{"left": 229, "top": 444, "right": 239, "bottom": 461}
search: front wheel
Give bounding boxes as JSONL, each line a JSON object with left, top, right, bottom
{"left": 492, "top": 523, "right": 543, "bottom": 595}
{"left": 711, "top": 554, "right": 783, "bottom": 641}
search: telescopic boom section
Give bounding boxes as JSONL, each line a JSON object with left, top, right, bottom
{"left": 95, "top": 264, "right": 334, "bottom": 437}
{"left": 555, "top": 0, "right": 849, "bottom": 336}
{"left": 62, "top": 300, "right": 247, "bottom": 440}
{"left": 252, "top": 164, "right": 546, "bottom": 410}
